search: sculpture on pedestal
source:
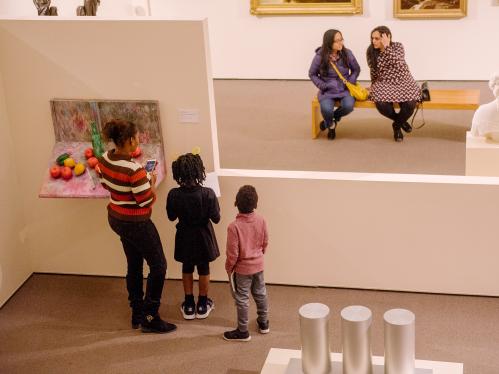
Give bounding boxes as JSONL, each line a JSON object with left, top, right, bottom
{"left": 33, "top": 0, "right": 58, "bottom": 16}
{"left": 77, "top": 0, "right": 101, "bottom": 16}
{"left": 471, "top": 73, "right": 499, "bottom": 141}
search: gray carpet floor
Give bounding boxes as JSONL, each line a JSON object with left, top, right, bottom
{"left": 215, "top": 80, "right": 494, "bottom": 175}
{"left": 1, "top": 274, "right": 498, "bottom": 373}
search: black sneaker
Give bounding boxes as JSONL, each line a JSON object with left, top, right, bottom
{"left": 223, "top": 329, "right": 251, "bottom": 342}
{"left": 196, "top": 298, "right": 214, "bottom": 319}
{"left": 319, "top": 120, "right": 327, "bottom": 131}
{"left": 257, "top": 320, "right": 270, "bottom": 334}
{"left": 327, "top": 127, "right": 336, "bottom": 140}
{"left": 141, "top": 314, "right": 177, "bottom": 334}
{"left": 181, "top": 302, "right": 196, "bottom": 320}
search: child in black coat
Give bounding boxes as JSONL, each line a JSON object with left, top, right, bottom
{"left": 166, "top": 153, "right": 220, "bottom": 320}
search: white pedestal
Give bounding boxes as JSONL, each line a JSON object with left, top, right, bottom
{"left": 384, "top": 309, "right": 415, "bottom": 374}
{"left": 465, "top": 131, "right": 499, "bottom": 176}
{"left": 341, "top": 305, "right": 373, "bottom": 374}
{"left": 260, "top": 348, "right": 463, "bottom": 374}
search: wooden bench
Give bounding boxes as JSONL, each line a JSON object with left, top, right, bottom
{"left": 311, "top": 89, "right": 481, "bottom": 139}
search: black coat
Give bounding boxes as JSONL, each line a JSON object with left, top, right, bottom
{"left": 166, "top": 186, "right": 220, "bottom": 264}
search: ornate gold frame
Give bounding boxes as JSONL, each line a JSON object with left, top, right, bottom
{"left": 250, "top": 0, "right": 363, "bottom": 15}
{"left": 394, "top": 0, "right": 467, "bottom": 19}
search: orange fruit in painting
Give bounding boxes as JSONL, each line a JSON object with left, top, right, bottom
{"left": 84, "top": 148, "right": 94, "bottom": 159}
{"left": 61, "top": 166, "right": 73, "bottom": 180}
{"left": 130, "top": 146, "right": 141, "bottom": 158}
{"left": 87, "top": 157, "right": 98, "bottom": 169}
{"left": 49, "top": 165, "right": 61, "bottom": 179}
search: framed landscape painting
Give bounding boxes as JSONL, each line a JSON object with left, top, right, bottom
{"left": 250, "top": 0, "right": 363, "bottom": 15}
{"left": 394, "top": 0, "right": 467, "bottom": 19}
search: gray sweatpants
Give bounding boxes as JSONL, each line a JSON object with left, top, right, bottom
{"left": 231, "top": 271, "right": 268, "bottom": 332}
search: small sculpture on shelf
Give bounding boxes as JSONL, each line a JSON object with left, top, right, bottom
{"left": 76, "top": 0, "right": 100, "bottom": 16}
{"left": 471, "top": 72, "right": 499, "bottom": 142}
{"left": 33, "top": 0, "right": 58, "bottom": 16}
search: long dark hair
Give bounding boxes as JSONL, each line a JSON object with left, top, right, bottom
{"left": 319, "top": 29, "right": 350, "bottom": 77}
{"left": 171, "top": 153, "right": 206, "bottom": 187}
{"left": 102, "top": 119, "right": 137, "bottom": 147}
{"left": 366, "top": 25, "right": 392, "bottom": 70}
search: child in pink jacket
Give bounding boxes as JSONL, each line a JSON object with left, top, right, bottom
{"left": 224, "top": 185, "right": 269, "bottom": 342}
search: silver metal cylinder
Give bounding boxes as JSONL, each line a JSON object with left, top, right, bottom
{"left": 341, "top": 305, "right": 373, "bottom": 374}
{"left": 384, "top": 308, "right": 416, "bottom": 374}
{"left": 299, "top": 303, "right": 332, "bottom": 374}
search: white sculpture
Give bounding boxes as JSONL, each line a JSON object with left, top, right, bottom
{"left": 471, "top": 72, "right": 499, "bottom": 141}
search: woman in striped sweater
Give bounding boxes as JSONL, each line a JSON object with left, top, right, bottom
{"left": 98, "top": 119, "right": 176, "bottom": 334}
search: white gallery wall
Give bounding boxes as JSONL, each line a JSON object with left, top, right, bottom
{"left": 0, "top": 70, "right": 32, "bottom": 306}
{"left": 149, "top": 0, "right": 498, "bottom": 80}
{"left": 1, "top": 1, "right": 498, "bottom": 79}
{"left": 0, "top": 19, "right": 216, "bottom": 306}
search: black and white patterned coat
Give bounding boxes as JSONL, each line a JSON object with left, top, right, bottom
{"left": 368, "top": 42, "right": 422, "bottom": 103}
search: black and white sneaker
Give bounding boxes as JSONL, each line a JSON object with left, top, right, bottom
{"left": 196, "top": 298, "right": 214, "bottom": 319}
{"left": 181, "top": 302, "right": 196, "bottom": 320}
{"left": 257, "top": 320, "right": 270, "bottom": 334}
{"left": 223, "top": 329, "right": 251, "bottom": 342}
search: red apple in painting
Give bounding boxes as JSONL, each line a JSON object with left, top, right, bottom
{"left": 87, "top": 157, "right": 98, "bottom": 169}
{"left": 49, "top": 165, "right": 61, "bottom": 179}
{"left": 61, "top": 166, "right": 73, "bottom": 180}
{"left": 130, "top": 146, "right": 141, "bottom": 158}
{"left": 84, "top": 147, "right": 94, "bottom": 159}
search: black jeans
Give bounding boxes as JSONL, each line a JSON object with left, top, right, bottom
{"left": 108, "top": 215, "right": 167, "bottom": 316}
{"left": 375, "top": 101, "right": 417, "bottom": 127}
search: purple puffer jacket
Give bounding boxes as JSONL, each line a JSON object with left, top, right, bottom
{"left": 308, "top": 47, "right": 361, "bottom": 102}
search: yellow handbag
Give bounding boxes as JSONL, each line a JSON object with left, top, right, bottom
{"left": 331, "top": 62, "right": 369, "bottom": 101}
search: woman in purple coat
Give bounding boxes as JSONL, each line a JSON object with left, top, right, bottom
{"left": 309, "top": 29, "right": 361, "bottom": 140}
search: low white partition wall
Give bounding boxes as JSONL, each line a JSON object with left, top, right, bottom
{"left": 214, "top": 169, "right": 499, "bottom": 296}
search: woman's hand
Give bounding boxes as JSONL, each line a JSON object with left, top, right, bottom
{"left": 381, "top": 33, "right": 390, "bottom": 49}
{"left": 150, "top": 172, "right": 157, "bottom": 192}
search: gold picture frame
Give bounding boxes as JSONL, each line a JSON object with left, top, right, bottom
{"left": 250, "top": 0, "right": 363, "bottom": 15}
{"left": 394, "top": 0, "right": 467, "bottom": 19}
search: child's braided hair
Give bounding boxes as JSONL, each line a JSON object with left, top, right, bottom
{"left": 172, "top": 153, "right": 206, "bottom": 186}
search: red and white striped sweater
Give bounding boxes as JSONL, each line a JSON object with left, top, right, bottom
{"left": 98, "top": 150, "right": 155, "bottom": 222}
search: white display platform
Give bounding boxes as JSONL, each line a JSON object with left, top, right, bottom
{"left": 260, "top": 348, "right": 463, "bottom": 374}
{"left": 465, "top": 131, "right": 499, "bottom": 177}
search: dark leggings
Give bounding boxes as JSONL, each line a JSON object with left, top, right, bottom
{"left": 375, "top": 101, "right": 417, "bottom": 127}
{"left": 182, "top": 263, "right": 210, "bottom": 276}
{"left": 108, "top": 215, "right": 167, "bottom": 317}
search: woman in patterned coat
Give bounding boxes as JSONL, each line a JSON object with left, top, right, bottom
{"left": 367, "top": 26, "right": 422, "bottom": 142}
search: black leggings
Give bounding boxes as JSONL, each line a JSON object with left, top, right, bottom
{"left": 108, "top": 215, "right": 167, "bottom": 317}
{"left": 182, "top": 263, "right": 210, "bottom": 276}
{"left": 375, "top": 101, "right": 417, "bottom": 127}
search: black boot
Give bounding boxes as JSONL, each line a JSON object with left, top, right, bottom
{"left": 141, "top": 314, "right": 177, "bottom": 334}
{"left": 130, "top": 300, "right": 144, "bottom": 329}
{"left": 400, "top": 121, "right": 412, "bottom": 133}
{"left": 392, "top": 123, "right": 403, "bottom": 142}
{"left": 327, "top": 118, "right": 337, "bottom": 140}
